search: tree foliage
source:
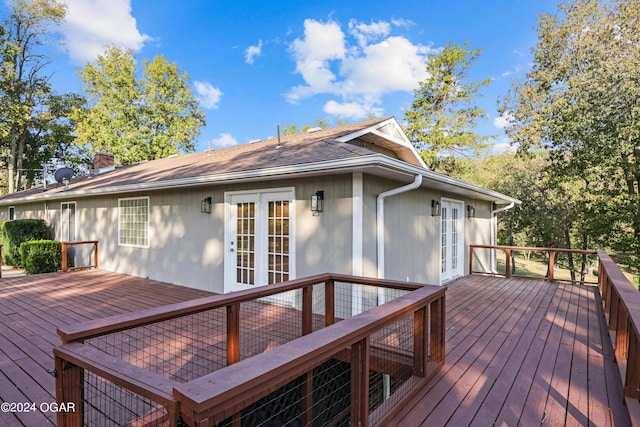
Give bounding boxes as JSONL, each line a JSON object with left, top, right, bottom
{"left": 404, "top": 42, "right": 492, "bottom": 175}
{"left": 73, "top": 46, "right": 206, "bottom": 165}
{"left": 501, "top": 0, "right": 640, "bottom": 259}
{"left": 0, "top": 0, "right": 79, "bottom": 193}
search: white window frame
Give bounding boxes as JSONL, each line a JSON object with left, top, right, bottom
{"left": 118, "top": 196, "right": 150, "bottom": 248}
{"left": 8, "top": 206, "right": 15, "bottom": 220}
{"left": 60, "top": 202, "right": 77, "bottom": 242}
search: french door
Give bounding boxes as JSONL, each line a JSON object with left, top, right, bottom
{"left": 440, "top": 200, "right": 464, "bottom": 283}
{"left": 224, "top": 189, "right": 295, "bottom": 294}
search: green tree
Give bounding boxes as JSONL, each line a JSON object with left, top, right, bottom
{"left": 73, "top": 46, "right": 205, "bottom": 165}
{"left": 0, "top": 0, "right": 69, "bottom": 193}
{"left": 404, "top": 42, "right": 492, "bottom": 175}
{"left": 501, "top": 0, "right": 640, "bottom": 261}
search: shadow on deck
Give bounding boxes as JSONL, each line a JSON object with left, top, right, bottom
{"left": 0, "top": 265, "right": 634, "bottom": 426}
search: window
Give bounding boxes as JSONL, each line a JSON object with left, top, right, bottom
{"left": 119, "top": 197, "right": 149, "bottom": 247}
{"left": 60, "top": 202, "right": 77, "bottom": 241}
{"left": 8, "top": 206, "right": 15, "bottom": 220}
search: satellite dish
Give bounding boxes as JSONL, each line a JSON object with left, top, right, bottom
{"left": 54, "top": 167, "right": 74, "bottom": 190}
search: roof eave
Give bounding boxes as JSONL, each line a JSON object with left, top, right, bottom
{"left": 0, "top": 154, "right": 519, "bottom": 206}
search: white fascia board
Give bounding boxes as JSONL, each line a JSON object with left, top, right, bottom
{"left": 1, "top": 154, "right": 519, "bottom": 205}
{"left": 335, "top": 117, "right": 428, "bottom": 169}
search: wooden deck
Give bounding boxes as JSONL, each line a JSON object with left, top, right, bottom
{"left": 0, "top": 271, "right": 631, "bottom": 426}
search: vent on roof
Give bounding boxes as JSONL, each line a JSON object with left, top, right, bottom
{"left": 306, "top": 127, "right": 323, "bottom": 133}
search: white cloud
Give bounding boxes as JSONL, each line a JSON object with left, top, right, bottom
{"left": 391, "top": 18, "right": 415, "bottom": 28}
{"left": 501, "top": 65, "right": 522, "bottom": 77}
{"left": 490, "top": 139, "right": 516, "bottom": 155}
{"left": 287, "top": 18, "right": 435, "bottom": 119}
{"left": 323, "top": 100, "right": 383, "bottom": 120}
{"left": 212, "top": 133, "right": 239, "bottom": 148}
{"left": 348, "top": 19, "right": 390, "bottom": 47}
{"left": 194, "top": 81, "right": 223, "bottom": 109}
{"left": 493, "top": 112, "right": 514, "bottom": 129}
{"left": 288, "top": 19, "right": 346, "bottom": 102}
{"left": 245, "top": 40, "right": 263, "bottom": 64}
{"left": 61, "top": 0, "right": 151, "bottom": 63}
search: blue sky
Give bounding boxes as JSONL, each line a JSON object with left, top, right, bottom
{"left": 8, "top": 0, "right": 559, "bottom": 153}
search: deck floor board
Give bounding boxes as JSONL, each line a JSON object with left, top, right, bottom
{"left": 0, "top": 271, "right": 631, "bottom": 426}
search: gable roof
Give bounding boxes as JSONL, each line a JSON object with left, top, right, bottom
{"left": 0, "top": 117, "right": 519, "bottom": 205}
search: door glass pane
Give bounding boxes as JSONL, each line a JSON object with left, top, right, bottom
{"left": 441, "top": 207, "right": 447, "bottom": 273}
{"left": 268, "top": 200, "right": 289, "bottom": 284}
{"left": 236, "top": 202, "right": 255, "bottom": 285}
{"left": 452, "top": 207, "right": 459, "bottom": 270}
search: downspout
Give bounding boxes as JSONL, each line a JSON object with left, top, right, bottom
{"left": 490, "top": 202, "right": 515, "bottom": 273}
{"left": 376, "top": 173, "right": 423, "bottom": 401}
{"left": 376, "top": 174, "right": 423, "bottom": 280}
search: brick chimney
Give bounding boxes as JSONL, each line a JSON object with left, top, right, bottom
{"left": 93, "top": 153, "right": 114, "bottom": 170}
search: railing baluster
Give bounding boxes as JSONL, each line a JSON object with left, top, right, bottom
{"left": 414, "top": 306, "right": 427, "bottom": 377}
{"left": 55, "top": 355, "right": 84, "bottom": 426}
{"left": 227, "top": 303, "right": 240, "bottom": 365}
{"left": 325, "top": 279, "right": 335, "bottom": 327}
{"left": 350, "top": 337, "right": 370, "bottom": 427}
{"left": 302, "top": 285, "right": 313, "bottom": 335}
{"left": 505, "top": 248, "right": 511, "bottom": 279}
{"left": 548, "top": 251, "right": 555, "bottom": 281}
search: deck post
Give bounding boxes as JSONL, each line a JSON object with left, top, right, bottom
{"left": 61, "top": 242, "right": 68, "bottom": 272}
{"left": 301, "top": 370, "right": 314, "bottom": 426}
{"left": 94, "top": 241, "right": 99, "bottom": 269}
{"left": 55, "top": 355, "right": 84, "bottom": 426}
{"left": 430, "top": 296, "right": 445, "bottom": 364}
{"left": 325, "top": 279, "right": 335, "bottom": 327}
{"left": 227, "top": 303, "right": 240, "bottom": 365}
{"left": 548, "top": 251, "right": 555, "bottom": 281}
{"left": 351, "top": 337, "right": 370, "bottom": 427}
{"left": 505, "top": 249, "right": 511, "bottom": 279}
{"left": 302, "top": 285, "right": 313, "bottom": 335}
{"left": 469, "top": 245, "right": 474, "bottom": 275}
{"left": 625, "top": 332, "right": 640, "bottom": 399}
{"left": 414, "top": 306, "right": 427, "bottom": 377}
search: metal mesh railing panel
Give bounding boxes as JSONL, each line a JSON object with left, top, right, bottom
{"left": 83, "top": 371, "right": 167, "bottom": 427}
{"left": 87, "top": 309, "right": 228, "bottom": 383}
{"left": 368, "top": 313, "right": 416, "bottom": 425}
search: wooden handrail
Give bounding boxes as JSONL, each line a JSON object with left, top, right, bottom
{"left": 469, "top": 244, "right": 598, "bottom": 284}
{"left": 172, "top": 285, "right": 446, "bottom": 426}
{"left": 57, "top": 273, "right": 428, "bottom": 343}
{"left": 597, "top": 251, "right": 640, "bottom": 423}
{"left": 55, "top": 273, "right": 445, "bottom": 427}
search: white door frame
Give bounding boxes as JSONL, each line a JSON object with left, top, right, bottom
{"left": 440, "top": 198, "right": 464, "bottom": 284}
{"left": 224, "top": 188, "right": 296, "bottom": 294}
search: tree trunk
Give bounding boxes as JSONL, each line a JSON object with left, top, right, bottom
{"left": 565, "top": 228, "right": 576, "bottom": 282}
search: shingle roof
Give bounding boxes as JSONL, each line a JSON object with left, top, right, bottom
{"left": 0, "top": 117, "right": 394, "bottom": 202}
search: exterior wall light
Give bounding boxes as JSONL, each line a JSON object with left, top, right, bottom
{"left": 201, "top": 197, "right": 212, "bottom": 214}
{"left": 431, "top": 200, "right": 441, "bottom": 217}
{"left": 467, "top": 205, "right": 476, "bottom": 218}
{"left": 311, "top": 191, "right": 324, "bottom": 215}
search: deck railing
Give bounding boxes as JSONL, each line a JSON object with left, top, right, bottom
{"left": 54, "top": 273, "right": 445, "bottom": 427}
{"left": 61, "top": 240, "right": 98, "bottom": 272}
{"left": 470, "top": 244, "right": 640, "bottom": 423}
{"left": 469, "top": 244, "right": 598, "bottom": 284}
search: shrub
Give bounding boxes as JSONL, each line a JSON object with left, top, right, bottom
{"left": 19, "top": 240, "right": 61, "bottom": 274}
{"left": 0, "top": 219, "right": 48, "bottom": 267}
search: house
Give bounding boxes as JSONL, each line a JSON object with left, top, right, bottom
{"left": 0, "top": 117, "right": 518, "bottom": 293}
